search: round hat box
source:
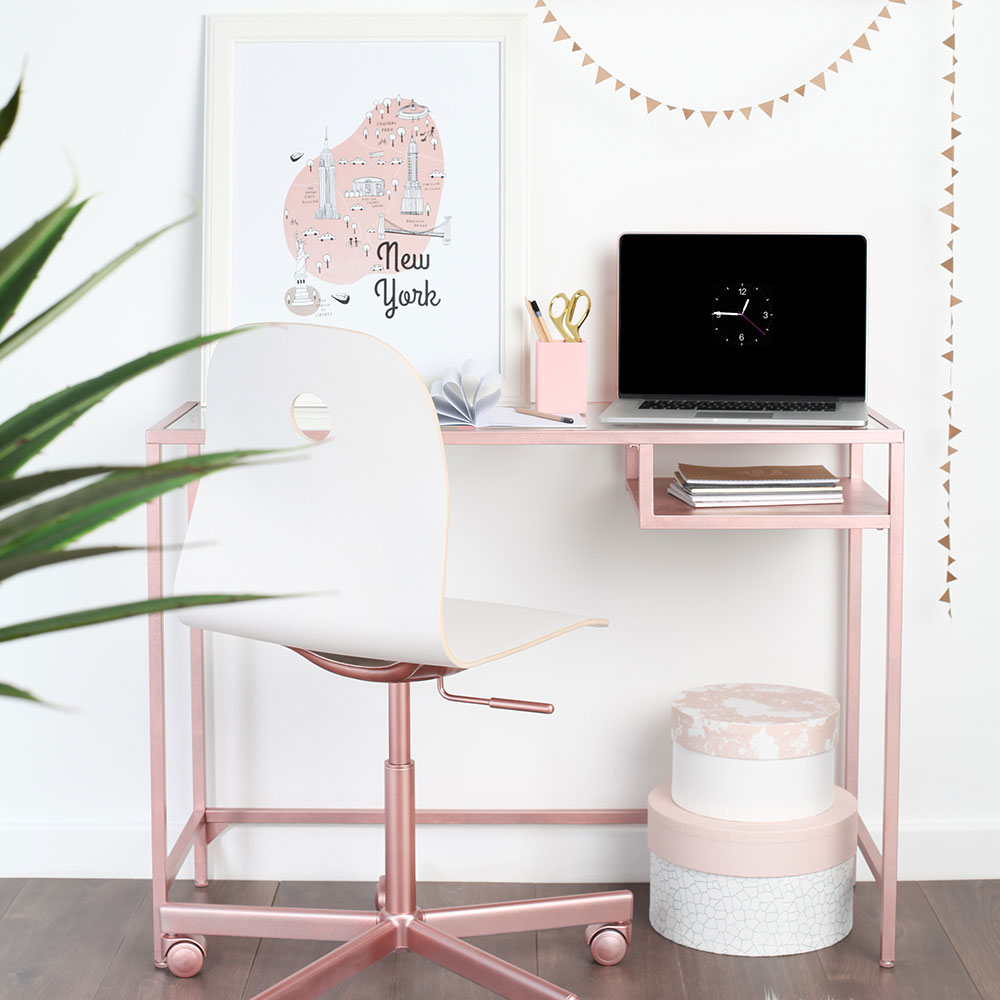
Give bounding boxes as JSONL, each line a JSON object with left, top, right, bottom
{"left": 671, "top": 683, "right": 840, "bottom": 822}
{"left": 648, "top": 783, "right": 857, "bottom": 956}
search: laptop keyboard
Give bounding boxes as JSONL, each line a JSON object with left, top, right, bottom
{"left": 638, "top": 400, "right": 837, "bottom": 412}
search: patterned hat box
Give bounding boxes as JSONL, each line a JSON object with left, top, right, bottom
{"left": 648, "top": 783, "right": 857, "bottom": 956}
{"left": 671, "top": 683, "right": 841, "bottom": 822}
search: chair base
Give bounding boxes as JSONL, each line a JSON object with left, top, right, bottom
{"left": 245, "top": 889, "right": 632, "bottom": 999}
{"left": 160, "top": 676, "right": 632, "bottom": 998}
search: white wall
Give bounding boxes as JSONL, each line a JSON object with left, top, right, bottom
{"left": 1, "top": 0, "right": 997, "bottom": 883}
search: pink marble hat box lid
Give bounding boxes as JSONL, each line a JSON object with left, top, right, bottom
{"left": 670, "top": 683, "right": 840, "bottom": 761}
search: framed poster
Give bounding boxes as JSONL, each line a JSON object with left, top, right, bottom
{"left": 202, "top": 14, "right": 528, "bottom": 402}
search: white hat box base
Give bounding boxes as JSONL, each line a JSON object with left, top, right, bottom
{"left": 649, "top": 853, "right": 855, "bottom": 956}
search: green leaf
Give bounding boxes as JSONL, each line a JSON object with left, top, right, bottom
{"left": 0, "top": 207, "right": 197, "bottom": 358}
{"left": 0, "top": 449, "right": 266, "bottom": 557}
{"left": 0, "top": 593, "right": 268, "bottom": 644}
{"left": 0, "top": 465, "right": 132, "bottom": 511}
{"left": 0, "top": 682, "right": 46, "bottom": 705}
{"left": 0, "top": 76, "right": 20, "bottom": 150}
{"left": 0, "top": 194, "right": 86, "bottom": 339}
{"left": 0, "top": 325, "right": 254, "bottom": 478}
{"left": 0, "top": 545, "right": 136, "bottom": 584}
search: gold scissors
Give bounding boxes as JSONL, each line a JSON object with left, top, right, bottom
{"left": 548, "top": 289, "right": 591, "bottom": 342}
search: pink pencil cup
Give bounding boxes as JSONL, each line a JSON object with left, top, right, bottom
{"left": 535, "top": 341, "right": 587, "bottom": 414}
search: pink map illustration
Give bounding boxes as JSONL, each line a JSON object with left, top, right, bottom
{"left": 283, "top": 96, "right": 447, "bottom": 293}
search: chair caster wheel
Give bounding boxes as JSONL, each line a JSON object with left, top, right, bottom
{"left": 165, "top": 937, "right": 206, "bottom": 978}
{"left": 376, "top": 875, "right": 386, "bottom": 911}
{"left": 587, "top": 925, "right": 629, "bottom": 966}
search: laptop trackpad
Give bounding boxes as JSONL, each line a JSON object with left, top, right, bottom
{"left": 696, "top": 411, "right": 773, "bottom": 419}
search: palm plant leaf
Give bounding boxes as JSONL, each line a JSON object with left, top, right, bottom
{"left": 0, "top": 449, "right": 267, "bottom": 558}
{"left": 0, "top": 465, "right": 134, "bottom": 510}
{"left": 0, "top": 545, "right": 137, "bottom": 584}
{"left": 0, "top": 207, "right": 195, "bottom": 359}
{"left": 0, "top": 326, "right": 252, "bottom": 478}
{"left": 0, "top": 193, "right": 86, "bottom": 340}
{"left": 0, "top": 593, "right": 267, "bottom": 644}
{"left": 0, "top": 682, "right": 46, "bottom": 705}
{"left": 0, "top": 77, "right": 19, "bottom": 150}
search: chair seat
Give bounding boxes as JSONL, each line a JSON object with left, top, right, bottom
{"left": 178, "top": 595, "right": 607, "bottom": 671}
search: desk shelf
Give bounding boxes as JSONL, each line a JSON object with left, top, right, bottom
{"left": 626, "top": 476, "right": 889, "bottom": 530}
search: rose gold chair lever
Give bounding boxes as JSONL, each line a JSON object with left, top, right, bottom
{"left": 436, "top": 677, "right": 554, "bottom": 714}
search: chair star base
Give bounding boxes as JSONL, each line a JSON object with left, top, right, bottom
{"left": 160, "top": 676, "right": 633, "bottom": 999}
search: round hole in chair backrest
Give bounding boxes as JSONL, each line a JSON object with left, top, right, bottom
{"left": 291, "top": 392, "right": 333, "bottom": 441}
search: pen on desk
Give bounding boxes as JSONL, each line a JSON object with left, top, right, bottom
{"left": 515, "top": 407, "right": 574, "bottom": 424}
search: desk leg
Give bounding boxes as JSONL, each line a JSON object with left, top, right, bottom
{"left": 146, "top": 442, "right": 169, "bottom": 968}
{"left": 845, "top": 444, "right": 863, "bottom": 803}
{"left": 880, "top": 440, "right": 904, "bottom": 968}
{"left": 185, "top": 444, "right": 209, "bottom": 888}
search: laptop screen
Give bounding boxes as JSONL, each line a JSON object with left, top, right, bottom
{"left": 617, "top": 233, "right": 867, "bottom": 400}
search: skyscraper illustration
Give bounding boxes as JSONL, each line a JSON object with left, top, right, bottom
{"left": 400, "top": 138, "right": 424, "bottom": 216}
{"left": 315, "top": 128, "right": 340, "bottom": 220}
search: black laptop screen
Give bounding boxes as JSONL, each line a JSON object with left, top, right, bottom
{"left": 617, "top": 233, "right": 867, "bottom": 400}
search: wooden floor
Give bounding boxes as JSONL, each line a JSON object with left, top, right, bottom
{"left": 0, "top": 878, "right": 996, "bottom": 999}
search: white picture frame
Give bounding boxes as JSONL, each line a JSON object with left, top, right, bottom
{"left": 202, "top": 13, "right": 528, "bottom": 403}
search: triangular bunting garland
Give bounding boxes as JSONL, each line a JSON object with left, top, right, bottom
{"left": 949, "top": 424, "right": 962, "bottom": 439}
{"left": 942, "top": 350, "right": 954, "bottom": 362}
{"left": 939, "top": 534, "right": 951, "bottom": 549}
{"left": 947, "top": 571, "right": 957, "bottom": 583}
{"left": 682, "top": 108, "right": 695, "bottom": 120}
{"left": 941, "top": 257, "right": 954, "bottom": 272}
{"left": 940, "top": 588, "right": 951, "bottom": 603}
{"left": 943, "top": 33, "right": 956, "bottom": 48}
{"left": 940, "top": 202, "right": 955, "bottom": 217}
{"left": 530, "top": 2, "right": 908, "bottom": 128}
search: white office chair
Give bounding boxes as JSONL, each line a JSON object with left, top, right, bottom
{"left": 171, "top": 323, "right": 632, "bottom": 1000}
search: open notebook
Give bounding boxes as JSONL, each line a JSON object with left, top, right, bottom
{"left": 431, "top": 362, "right": 584, "bottom": 428}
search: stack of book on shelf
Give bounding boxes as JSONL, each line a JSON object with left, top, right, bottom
{"left": 667, "top": 463, "right": 844, "bottom": 508}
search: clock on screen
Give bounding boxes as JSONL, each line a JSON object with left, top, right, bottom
{"left": 711, "top": 282, "right": 774, "bottom": 347}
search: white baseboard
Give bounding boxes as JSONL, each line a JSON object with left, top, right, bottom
{"left": 2, "top": 821, "right": 998, "bottom": 882}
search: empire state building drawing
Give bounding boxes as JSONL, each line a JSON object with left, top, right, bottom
{"left": 315, "top": 128, "right": 340, "bottom": 220}
{"left": 400, "top": 138, "right": 424, "bottom": 216}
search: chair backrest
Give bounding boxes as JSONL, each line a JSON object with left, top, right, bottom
{"left": 173, "top": 323, "right": 452, "bottom": 665}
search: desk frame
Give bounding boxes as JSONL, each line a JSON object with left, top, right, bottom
{"left": 146, "top": 402, "right": 902, "bottom": 969}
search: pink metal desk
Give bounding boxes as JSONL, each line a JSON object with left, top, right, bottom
{"left": 146, "top": 401, "right": 903, "bottom": 969}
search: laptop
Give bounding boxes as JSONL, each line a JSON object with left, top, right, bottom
{"left": 600, "top": 233, "right": 869, "bottom": 426}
